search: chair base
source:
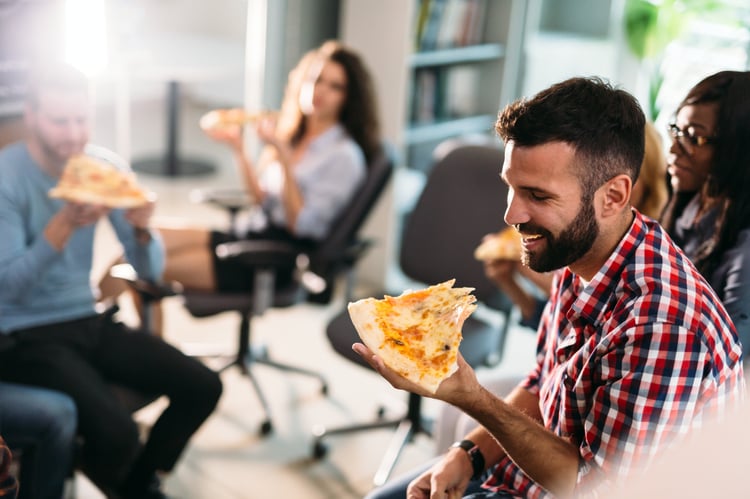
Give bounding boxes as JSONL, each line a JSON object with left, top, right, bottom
{"left": 311, "top": 392, "right": 429, "bottom": 487}
{"left": 200, "top": 343, "right": 328, "bottom": 436}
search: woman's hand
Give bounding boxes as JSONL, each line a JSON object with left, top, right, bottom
{"left": 204, "top": 125, "right": 244, "bottom": 152}
{"left": 254, "top": 116, "right": 285, "bottom": 150}
{"left": 484, "top": 258, "right": 518, "bottom": 287}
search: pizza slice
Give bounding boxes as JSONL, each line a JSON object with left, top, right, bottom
{"left": 48, "top": 154, "right": 151, "bottom": 208}
{"left": 348, "top": 279, "right": 477, "bottom": 393}
{"left": 474, "top": 226, "right": 523, "bottom": 262}
{"left": 199, "top": 108, "right": 275, "bottom": 131}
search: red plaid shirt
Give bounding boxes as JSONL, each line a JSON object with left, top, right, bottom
{"left": 483, "top": 212, "right": 744, "bottom": 498}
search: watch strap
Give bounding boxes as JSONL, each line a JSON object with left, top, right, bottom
{"left": 450, "top": 439, "right": 485, "bottom": 480}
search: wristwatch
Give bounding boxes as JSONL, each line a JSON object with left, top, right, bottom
{"left": 450, "top": 439, "right": 485, "bottom": 480}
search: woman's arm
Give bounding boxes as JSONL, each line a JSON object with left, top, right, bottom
{"left": 713, "top": 229, "right": 750, "bottom": 361}
{"left": 205, "top": 125, "right": 266, "bottom": 204}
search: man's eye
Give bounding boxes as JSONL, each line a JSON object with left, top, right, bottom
{"left": 529, "top": 192, "right": 549, "bottom": 201}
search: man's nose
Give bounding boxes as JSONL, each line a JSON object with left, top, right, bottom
{"left": 504, "top": 192, "right": 528, "bottom": 227}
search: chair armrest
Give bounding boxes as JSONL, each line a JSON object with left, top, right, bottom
{"left": 190, "top": 188, "right": 254, "bottom": 213}
{"left": 109, "top": 263, "right": 182, "bottom": 301}
{"left": 342, "top": 238, "right": 374, "bottom": 263}
{"left": 215, "top": 240, "right": 302, "bottom": 267}
{"left": 216, "top": 240, "right": 328, "bottom": 295}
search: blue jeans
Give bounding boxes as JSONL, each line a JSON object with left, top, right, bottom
{"left": 0, "top": 382, "right": 77, "bottom": 499}
{"left": 364, "top": 457, "right": 512, "bottom": 499}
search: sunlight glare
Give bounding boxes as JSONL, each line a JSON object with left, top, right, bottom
{"left": 64, "top": 0, "right": 107, "bottom": 76}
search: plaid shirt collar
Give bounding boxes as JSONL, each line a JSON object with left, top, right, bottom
{"left": 562, "top": 210, "right": 643, "bottom": 334}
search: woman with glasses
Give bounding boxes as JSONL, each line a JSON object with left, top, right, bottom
{"left": 661, "top": 70, "right": 750, "bottom": 363}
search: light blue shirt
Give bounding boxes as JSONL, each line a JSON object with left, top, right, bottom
{"left": 0, "top": 143, "right": 164, "bottom": 332}
{"left": 259, "top": 124, "right": 365, "bottom": 240}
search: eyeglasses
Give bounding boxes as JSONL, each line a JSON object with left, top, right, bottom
{"left": 667, "top": 123, "right": 716, "bottom": 154}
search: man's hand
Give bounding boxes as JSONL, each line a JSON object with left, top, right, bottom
{"left": 407, "top": 449, "right": 475, "bottom": 499}
{"left": 63, "top": 202, "right": 110, "bottom": 227}
{"left": 124, "top": 199, "right": 155, "bottom": 230}
{"left": 351, "top": 343, "right": 481, "bottom": 406}
{"left": 45, "top": 202, "right": 110, "bottom": 250}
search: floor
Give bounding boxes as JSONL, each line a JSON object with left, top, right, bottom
{"left": 69, "top": 92, "right": 537, "bottom": 498}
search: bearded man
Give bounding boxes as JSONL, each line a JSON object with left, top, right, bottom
{"left": 357, "top": 77, "right": 744, "bottom": 499}
{"left": 0, "top": 63, "right": 222, "bottom": 499}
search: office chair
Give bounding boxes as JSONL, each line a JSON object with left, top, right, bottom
{"left": 168, "top": 145, "right": 394, "bottom": 436}
{"left": 311, "top": 137, "right": 514, "bottom": 486}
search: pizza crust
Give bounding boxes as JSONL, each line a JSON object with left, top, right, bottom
{"left": 474, "top": 226, "right": 523, "bottom": 261}
{"left": 348, "top": 280, "right": 477, "bottom": 393}
{"left": 48, "top": 154, "right": 151, "bottom": 208}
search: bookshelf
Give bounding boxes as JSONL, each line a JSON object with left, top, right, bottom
{"left": 340, "top": 0, "right": 527, "bottom": 290}
{"left": 405, "top": 0, "right": 526, "bottom": 172}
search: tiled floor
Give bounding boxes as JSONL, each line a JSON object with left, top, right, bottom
{"left": 70, "top": 94, "right": 537, "bottom": 498}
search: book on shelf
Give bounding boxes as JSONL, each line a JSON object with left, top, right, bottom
{"left": 411, "top": 68, "right": 439, "bottom": 123}
{"left": 459, "top": 0, "right": 487, "bottom": 46}
{"left": 411, "top": 65, "right": 483, "bottom": 124}
{"left": 418, "top": 0, "right": 447, "bottom": 51}
{"left": 444, "top": 65, "right": 481, "bottom": 118}
{"left": 416, "top": 0, "right": 487, "bottom": 52}
{"left": 436, "top": 0, "right": 468, "bottom": 49}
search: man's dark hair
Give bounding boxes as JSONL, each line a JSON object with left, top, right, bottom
{"left": 496, "top": 77, "right": 646, "bottom": 198}
{"left": 26, "top": 61, "right": 89, "bottom": 109}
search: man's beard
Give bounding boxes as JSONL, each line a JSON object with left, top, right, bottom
{"left": 31, "top": 127, "right": 83, "bottom": 168}
{"left": 521, "top": 196, "right": 599, "bottom": 273}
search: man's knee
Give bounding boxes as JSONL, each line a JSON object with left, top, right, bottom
{"left": 83, "top": 409, "right": 140, "bottom": 462}
{"left": 45, "top": 391, "right": 77, "bottom": 441}
{"left": 189, "top": 367, "right": 223, "bottom": 415}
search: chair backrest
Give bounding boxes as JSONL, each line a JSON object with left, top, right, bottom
{"left": 307, "top": 143, "right": 395, "bottom": 279}
{"left": 399, "top": 138, "right": 510, "bottom": 307}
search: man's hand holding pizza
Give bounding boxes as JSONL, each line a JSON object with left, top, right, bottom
{"left": 349, "top": 280, "right": 582, "bottom": 498}
{"left": 352, "top": 343, "right": 480, "bottom": 405}
{"left": 45, "top": 202, "right": 111, "bottom": 251}
{"left": 124, "top": 199, "right": 156, "bottom": 244}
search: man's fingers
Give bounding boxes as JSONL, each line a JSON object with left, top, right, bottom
{"left": 352, "top": 343, "right": 386, "bottom": 372}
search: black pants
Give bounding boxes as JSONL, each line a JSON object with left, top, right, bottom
{"left": 0, "top": 314, "right": 223, "bottom": 491}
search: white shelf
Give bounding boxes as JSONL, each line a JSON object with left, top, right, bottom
{"left": 405, "top": 114, "right": 496, "bottom": 144}
{"left": 410, "top": 43, "right": 505, "bottom": 67}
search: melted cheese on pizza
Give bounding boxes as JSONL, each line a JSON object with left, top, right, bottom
{"left": 348, "top": 280, "right": 476, "bottom": 393}
{"left": 49, "top": 155, "right": 149, "bottom": 208}
{"left": 474, "top": 226, "right": 523, "bottom": 261}
{"left": 199, "top": 108, "right": 275, "bottom": 131}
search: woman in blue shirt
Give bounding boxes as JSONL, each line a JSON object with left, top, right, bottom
{"left": 661, "top": 70, "right": 750, "bottom": 363}
{"left": 158, "top": 40, "right": 381, "bottom": 293}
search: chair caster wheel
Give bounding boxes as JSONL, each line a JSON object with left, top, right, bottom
{"left": 259, "top": 420, "right": 273, "bottom": 436}
{"left": 312, "top": 440, "right": 328, "bottom": 459}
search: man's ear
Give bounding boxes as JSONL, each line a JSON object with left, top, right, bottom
{"left": 598, "top": 174, "right": 631, "bottom": 217}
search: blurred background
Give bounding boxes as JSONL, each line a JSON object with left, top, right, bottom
{"left": 1, "top": 0, "right": 749, "bottom": 293}
{"left": 1, "top": 1, "right": 748, "bottom": 497}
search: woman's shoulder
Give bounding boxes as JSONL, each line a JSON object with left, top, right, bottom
{"left": 318, "top": 126, "right": 365, "bottom": 167}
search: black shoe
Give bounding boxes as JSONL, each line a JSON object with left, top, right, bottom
{"left": 116, "top": 473, "right": 169, "bottom": 499}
